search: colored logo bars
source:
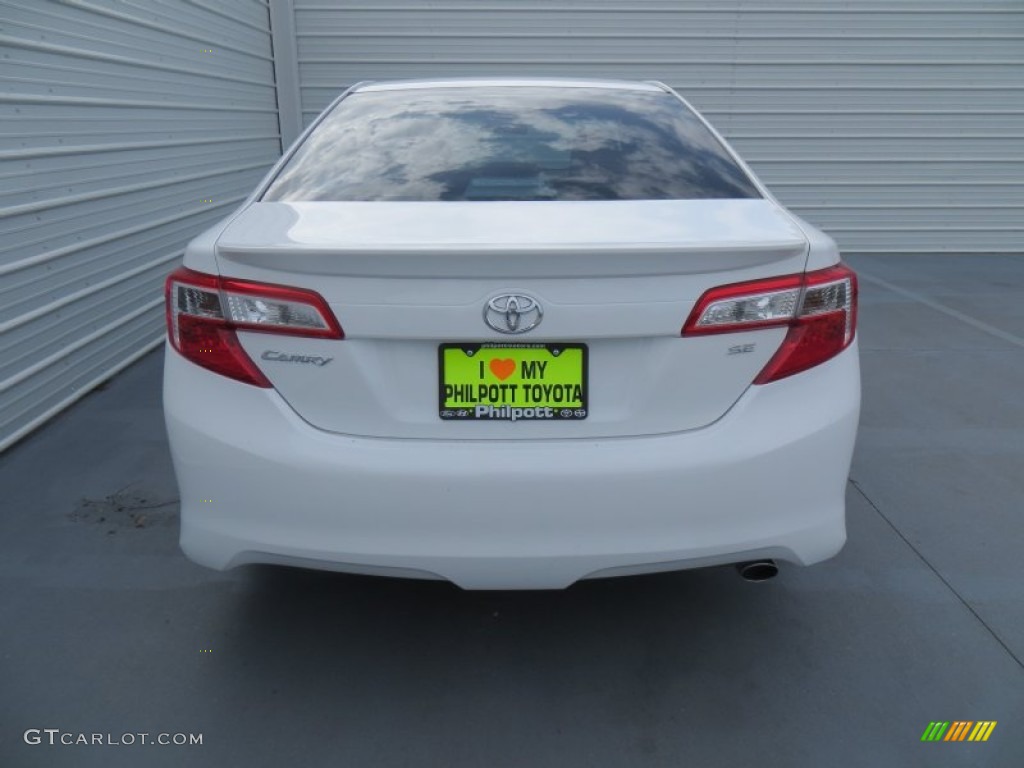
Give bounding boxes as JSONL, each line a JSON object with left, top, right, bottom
{"left": 921, "top": 721, "right": 997, "bottom": 742}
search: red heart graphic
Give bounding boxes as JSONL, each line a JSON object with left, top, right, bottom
{"left": 489, "top": 358, "right": 516, "bottom": 381}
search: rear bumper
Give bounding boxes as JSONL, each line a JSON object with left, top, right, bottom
{"left": 164, "top": 342, "right": 860, "bottom": 589}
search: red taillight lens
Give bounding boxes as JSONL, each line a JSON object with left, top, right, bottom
{"left": 164, "top": 267, "right": 343, "bottom": 387}
{"left": 172, "top": 313, "right": 272, "bottom": 387}
{"left": 682, "top": 273, "right": 804, "bottom": 336}
{"left": 682, "top": 264, "right": 857, "bottom": 384}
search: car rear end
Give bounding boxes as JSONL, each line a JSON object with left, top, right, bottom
{"left": 163, "top": 80, "right": 859, "bottom": 589}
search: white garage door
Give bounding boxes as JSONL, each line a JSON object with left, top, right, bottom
{"left": 287, "top": 0, "right": 1024, "bottom": 254}
{"left": 0, "top": 0, "right": 282, "bottom": 451}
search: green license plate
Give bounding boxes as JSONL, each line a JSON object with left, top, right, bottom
{"left": 439, "top": 343, "right": 588, "bottom": 421}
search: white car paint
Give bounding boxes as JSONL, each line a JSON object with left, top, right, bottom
{"left": 164, "top": 78, "right": 860, "bottom": 589}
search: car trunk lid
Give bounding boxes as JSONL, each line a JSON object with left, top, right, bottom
{"left": 215, "top": 199, "right": 807, "bottom": 439}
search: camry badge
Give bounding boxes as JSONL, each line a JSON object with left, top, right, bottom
{"left": 261, "top": 350, "right": 333, "bottom": 367}
{"left": 484, "top": 294, "right": 543, "bottom": 334}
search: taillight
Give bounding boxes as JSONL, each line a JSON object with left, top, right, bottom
{"left": 165, "top": 267, "right": 343, "bottom": 387}
{"left": 682, "top": 264, "right": 857, "bottom": 384}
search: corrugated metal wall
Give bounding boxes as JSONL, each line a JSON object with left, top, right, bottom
{"left": 288, "top": 0, "right": 1024, "bottom": 254}
{"left": 2, "top": 0, "right": 1022, "bottom": 450}
{"left": 0, "top": 0, "right": 281, "bottom": 451}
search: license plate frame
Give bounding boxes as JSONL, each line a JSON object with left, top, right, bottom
{"left": 438, "top": 342, "right": 588, "bottom": 421}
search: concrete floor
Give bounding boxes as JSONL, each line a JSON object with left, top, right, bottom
{"left": 1, "top": 254, "right": 1022, "bottom": 767}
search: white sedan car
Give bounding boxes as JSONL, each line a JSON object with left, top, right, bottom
{"left": 164, "top": 78, "right": 859, "bottom": 589}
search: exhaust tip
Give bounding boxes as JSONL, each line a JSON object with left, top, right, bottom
{"left": 736, "top": 559, "right": 778, "bottom": 582}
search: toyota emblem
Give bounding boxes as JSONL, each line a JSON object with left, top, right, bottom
{"left": 484, "top": 294, "right": 543, "bottom": 334}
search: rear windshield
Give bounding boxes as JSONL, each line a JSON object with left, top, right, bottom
{"left": 262, "top": 86, "right": 760, "bottom": 202}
